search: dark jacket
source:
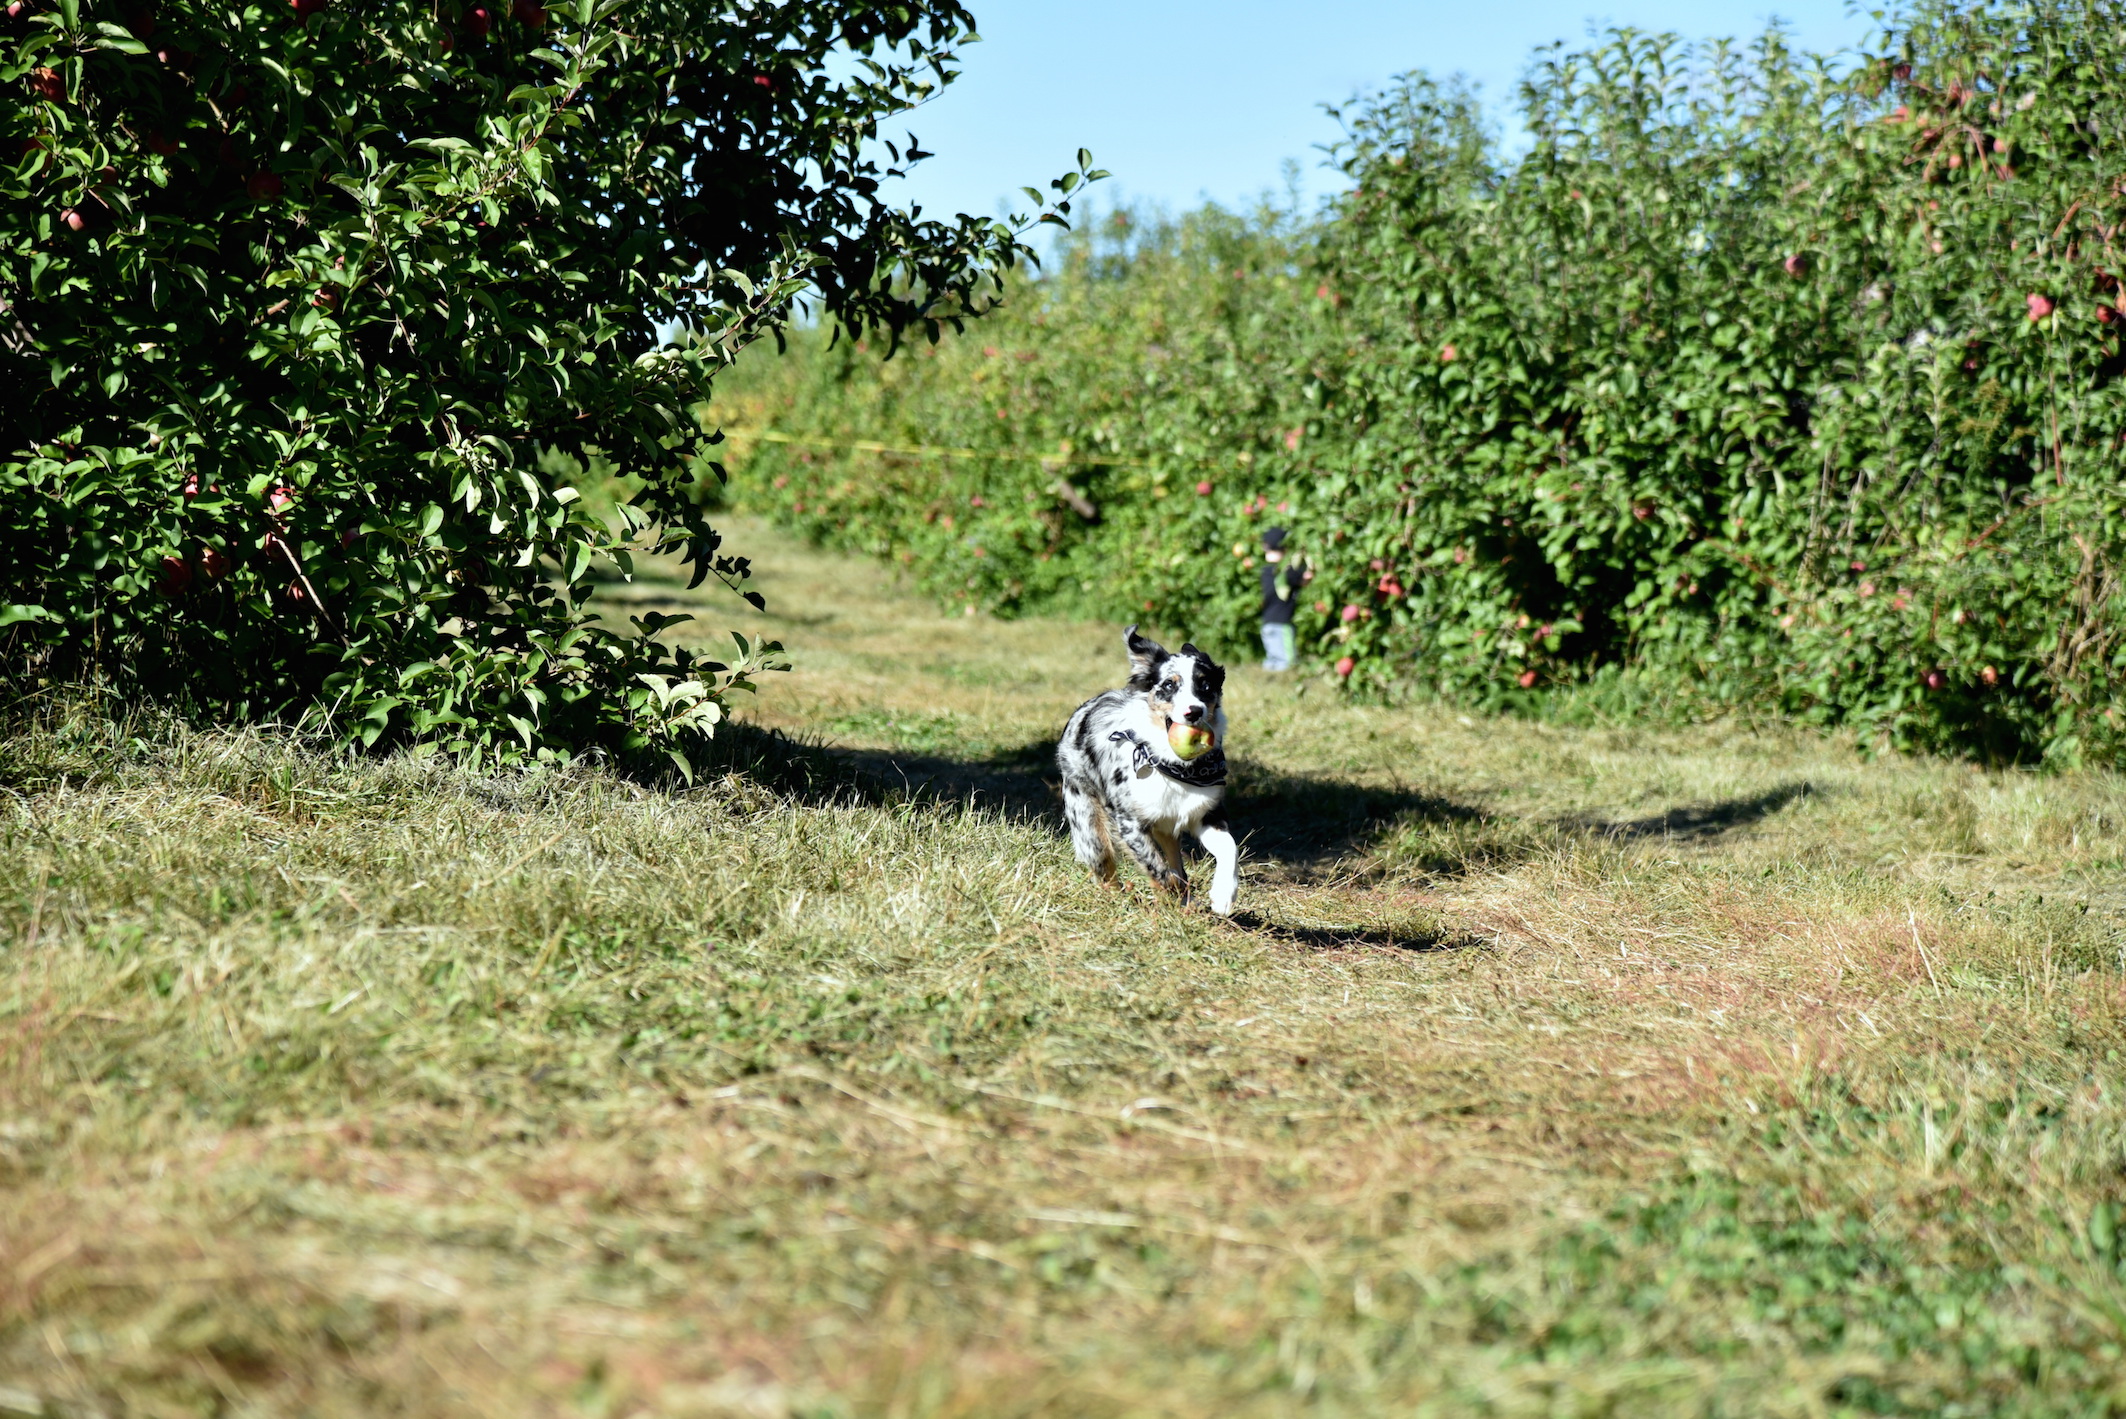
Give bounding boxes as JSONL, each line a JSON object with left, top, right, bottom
{"left": 1260, "top": 557, "right": 1306, "bottom": 624}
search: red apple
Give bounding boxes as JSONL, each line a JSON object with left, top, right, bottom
{"left": 1439, "top": 344, "right": 1457, "bottom": 363}
{"left": 146, "top": 129, "right": 181, "bottom": 157}
{"left": 1334, "top": 656, "right": 1355, "bottom": 678}
{"left": 1980, "top": 665, "right": 1999, "bottom": 686}
{"left": 246, "top": 171, "right": 283, "bottom": 200}
{"left": 1924, "top": 669, "right": 1946, "bottom": 691}
{"left": 7, "top": 3, "right": 31, "bottom": 20}
{"left": 1784, "top": 252, "right": 1807, "bottom": 277}
{"left": 510, "top": 0, "right": 545, "bottom": 23}
{"left": 2100, "top": 305, "right": 2118, "bottom": 325}
{"left": 266, "top": 484, "right": 295, "bottom": 513}
{"left": 1377, "top": 576, "right": 1403, "bottom": 597}
{"left": 30, "top": 67, "right": 62, "bottom": 101}
{"left": 201, "top": 546, "right": 231, "bottom": 578}
{"left": 157, "top": 555, "right": 192, "bottom": 595}
{"left": 752, "top": 74, "right": 772, "bottom": 90}
{"left": 1518, "top": 669, "right": 1539, "bottom": 689}
{"left": 2026, "top": 292, "right": 2054, "bottom": 320}
{"left": 1340, "top": 604, "right": 1361, "bottom": 624}
{"left": 60, "top": 207, "right": 85, "bottom": 232}
{"left": 181, "top": 472, "right": 201, "bottom": 498}
{"left": 1195, "top": 480, "right": 1212, "bottom": 496}
{"left": 463, "top": 5, "right": 491, "bottom": 37}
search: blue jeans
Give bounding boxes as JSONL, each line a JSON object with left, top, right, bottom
{"left": 1260, "top": 622, "right": 1295, "bottom": 671}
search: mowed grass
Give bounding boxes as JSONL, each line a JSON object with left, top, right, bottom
{"left": 7, "top": 519, "right": 2126, "bottom": 1417}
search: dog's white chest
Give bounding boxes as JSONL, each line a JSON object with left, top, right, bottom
{"left": 1122, "top": 759, "right": 1218, "bottom": 827}
{"left": 1110, "top": 700, "right": 1224, "bottom": 828}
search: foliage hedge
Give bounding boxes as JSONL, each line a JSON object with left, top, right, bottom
{"left": 720, "top": 0, "right": 2126, "bottom": 767}
{"left": 2, "top": 0, "right": 1095, "bottom": 771}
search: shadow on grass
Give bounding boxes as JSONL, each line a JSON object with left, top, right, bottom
{"left": 1223, "top": 909, "right": 1472, "bottom": 953}
{"left": 699, "top": 723, "right": 1814, "bottom": 882}
{"left": 1574, "top": 782, "right": 1813, "bottom": 841}
{"left": 1229, "top": 762, "right": 1483, "bottom": 871}
{"left": 703, "top": 725, "right": 1489, "bottom": 869}
{"left": 670, "top": 721, "right": 1052, "bottom": 812}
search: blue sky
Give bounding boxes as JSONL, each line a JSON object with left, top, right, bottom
{"left": 878, "top": 1, "right": 1882, "bottom": 224}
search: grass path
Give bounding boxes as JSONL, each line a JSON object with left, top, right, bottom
{"left": 5, "top": 518, "right": 2126, "bottom": 1416}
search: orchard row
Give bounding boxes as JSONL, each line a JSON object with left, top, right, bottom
{"left": 722, "top": 2, "right": 2126, "bottom": 766}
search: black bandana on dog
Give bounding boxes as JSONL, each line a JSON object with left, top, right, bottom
{"left": 1108, "top": 729, "right": 1229, "bottom": 787}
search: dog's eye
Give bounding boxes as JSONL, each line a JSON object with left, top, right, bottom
{"left": 1158, "top": 680, "right": 1177, "bottom": 696}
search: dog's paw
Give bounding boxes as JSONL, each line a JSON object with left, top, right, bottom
{"left": 1155, "top": 870, "right": 1190, "bottom": 903}
{"left": 1208, "top": 886, "right": 1236, "bottom": 917}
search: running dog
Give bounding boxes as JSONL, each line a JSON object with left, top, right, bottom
{"left": 1057, "top": 626, "right": 1238, "bottom": 914}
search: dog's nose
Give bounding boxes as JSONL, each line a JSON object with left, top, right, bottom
{"left": 1183, "top": 704, "right": 1205, "bottom": 724}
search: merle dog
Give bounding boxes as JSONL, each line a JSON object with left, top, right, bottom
{"left": 1057, "top": 626, "right": 1237, "bottom": 914}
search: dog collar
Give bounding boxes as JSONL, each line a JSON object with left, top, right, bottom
{"left": 1108, "top": 729, "right": 1228, "bottom": 787}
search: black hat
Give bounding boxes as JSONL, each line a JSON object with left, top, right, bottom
{"left": 1261, "top": 526, "right": 1288, "bottom": 551}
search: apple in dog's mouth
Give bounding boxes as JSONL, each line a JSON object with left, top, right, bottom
{"left": 1166, "top": 718, "right": 1216, "bottom": 760}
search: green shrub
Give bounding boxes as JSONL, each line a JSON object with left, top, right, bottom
{"left": 714, "top": 200, "right": 1319, "bottom": 647}
{"left": 722, "top": 0, "right": 2126, "bottom": 767}
{"left": 1, "top": 0, "right": 1096, "bottom": 772}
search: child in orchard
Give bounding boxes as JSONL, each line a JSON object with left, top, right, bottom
{"left": 1259, "top": 527, "right": 1311, "bottom": 671}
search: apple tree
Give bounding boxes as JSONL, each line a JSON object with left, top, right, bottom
{"left": 0, "top": 0, "right": 1096, "bottom": 770}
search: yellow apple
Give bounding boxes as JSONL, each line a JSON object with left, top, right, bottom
{"left": 1167, "top": 721, "right": 1215, "bottom": 760}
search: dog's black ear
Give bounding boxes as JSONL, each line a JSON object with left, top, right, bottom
{"left": 1123, "top": 623, "right": 1165, "bottom": 685}
{"left": 1182, "top": 644, "right": 1227, "bottom": 693}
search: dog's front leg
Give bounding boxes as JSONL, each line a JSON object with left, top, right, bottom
{"left": 1197, "top": 810, "right": 1239, "bottom": 916}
